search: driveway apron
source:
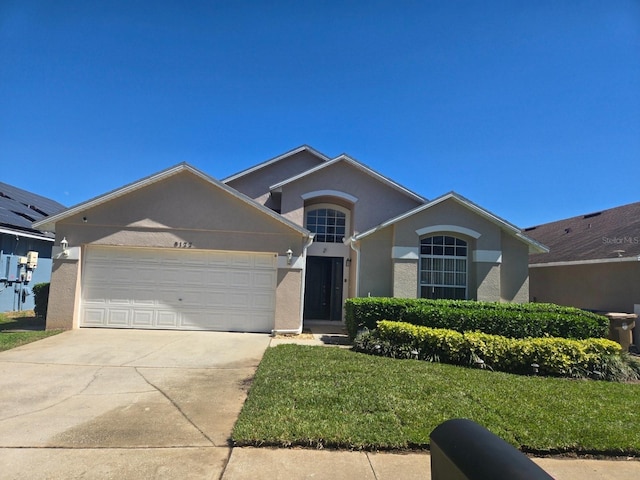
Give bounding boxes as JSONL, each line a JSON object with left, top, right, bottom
{"left": 0, "top": 329, "right": 270, "bottom": 479}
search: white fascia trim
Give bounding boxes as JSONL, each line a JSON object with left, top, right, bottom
{"left": 392, "top": 247, "right": 419, "bottom": 260}
{"left": 222, "top": 145, "right": 331, "bottom": 183}
{"left": 416, "top": 225, "right": 481, "bottom": 239}
{"left": 301, "top": 190, "right": 358, "bottom": 203}
{"left": 473, "top": 250, "right": 503, "bottom": 263}
{"left": 32, "top": 163, "right": 310, "bottom": 237}
{"left": 0, "top": 227, "right": 55, "bottom": 242}
{"left": 530, "top": 256, "right": 640, "bottom": 268}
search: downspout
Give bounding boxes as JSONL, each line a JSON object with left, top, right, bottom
{"left": 271, "top": 233, "right": 315, "bottom": 336}
{"left": 349, "top": 236, "right": 361, "bottom": 297}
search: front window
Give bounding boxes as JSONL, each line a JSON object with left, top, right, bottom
{"left": 305, "top": 207, "right": 347, "bottom": 243}
{"left": 420, "top": 235, "right": 467, "bottom": 300}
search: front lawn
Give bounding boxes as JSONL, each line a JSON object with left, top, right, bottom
{"left": 232, "top": 344, "right": 640, "bottom": 455}
{"left": 0, "top": 312, "right": 62, "bottom": 351}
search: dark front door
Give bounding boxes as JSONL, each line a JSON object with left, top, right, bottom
{"left": 303, "top": 256, "right": 344, "bottom": 320}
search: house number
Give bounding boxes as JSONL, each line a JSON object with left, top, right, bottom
{"left": 174, "top": 242, "right": 193, "bottom": 248}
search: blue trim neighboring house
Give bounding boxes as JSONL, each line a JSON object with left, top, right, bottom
{"left": 0, "top": 182, "right": 65, "bottom": 312}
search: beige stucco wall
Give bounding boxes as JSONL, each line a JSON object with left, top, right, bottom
{"left": 46, "top": 171, "right": 307, "bottom": 330}
{"left": 279, "top": 161, "right": 423, "bottom": 233}
{"left": 358, "top": 227, "right": 394, "bottom": 297}
{"left": 358, "top": 198, "right": 532, "bottom": 303}
{"left": 393, "top": 260, "right": 418, "bottom": 298}
{"left": 225, "top": 149, "right": 325, "bottom": 204}
{"left": 530, "top": 261, "right": 640, "bottom": 313}
{"left": 46, "top": 256, "right": 81, "bottom": 330}
{"left": 500, "top": 231, "right": 530, "bottom": 302}
{"left": 275, "top": 269, "right": 303, "bottom": 331}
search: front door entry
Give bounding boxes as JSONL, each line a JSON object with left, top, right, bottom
{"left": 303, "top": 256, "right": 344, "bottom": 320}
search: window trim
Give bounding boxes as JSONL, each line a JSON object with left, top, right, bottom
{"left": 419, "top": 235, "right": 468, "bottom": 300}
{"left": 304, "top": 203, "right": 350, "bottom": 244}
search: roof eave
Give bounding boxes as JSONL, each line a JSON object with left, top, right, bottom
{"left": 33, "top": 163, "right": 311, "bottom": 237}
{"left": 530, "top": 255, "right": 640, "bottom": 268}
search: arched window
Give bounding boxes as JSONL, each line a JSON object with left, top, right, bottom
{"left": 305, "top": 207, "right": 347, "bottom": 243}
{"left": 420, "top": 235, "right": 467, "bottom": 300}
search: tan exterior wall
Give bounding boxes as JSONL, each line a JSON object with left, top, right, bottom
{"left": 530, "top": 261, "right": 640, "bottom": 313}
{"left": 500, "top": 232, "right": 530, "bottom": 302}
{"left": 279, "top": 161, "right": 422, "bottom": 233}
{"left": 47, "top": 171, "right": 307, "bottom": 330}
{"left": 359, "top": 227, "right": 394, "bottom": 297}
{"left": 393, "top": 260, "right": 418, "bottom": 298}
{"left": 225, "top": 150, "right": 325, "bottom": 203}
{"left": 359, "top": 198, "right": 532, "bottom": 303}
{"left": 475, "top": 263, "right": 501, "bottom": 302}
{"left": 275, "top": 269, "right": 303, "bottom": 331}
{"left": 46, "top": 256, "right": 81, "bottom": 330}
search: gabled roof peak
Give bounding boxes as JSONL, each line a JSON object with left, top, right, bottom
{"left": 222, "top": 145, "right": 331, "bottom": 184}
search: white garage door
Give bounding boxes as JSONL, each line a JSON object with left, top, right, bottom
{"left": 81, "top": 246, "right": 277, "bottom": 332}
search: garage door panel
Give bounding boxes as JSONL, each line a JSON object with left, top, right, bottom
{"left": 106, "top": 310, "right": 131, "bottom": 326}
{"left": 132, "top": 310, "right": 155, "bottom": 326}
{"left": 81, "top": 247, "right": 277, "bottom": 332}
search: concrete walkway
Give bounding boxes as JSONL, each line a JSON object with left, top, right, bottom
{"left": 0, "top": 324, "right": 638, "bottom": 479}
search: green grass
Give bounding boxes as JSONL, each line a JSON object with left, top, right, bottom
{"left": 233, "top": 344, "right": 640, "bottom": 455}
{"left": 0, "top": 312, "right": 62, "bottom": 351}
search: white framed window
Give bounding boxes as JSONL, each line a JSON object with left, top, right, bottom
{"left": 419, "top": 235, "right": 467, "bottom": 300}
{"left": 305, "top": 205, "right": 349, "bottom": 243}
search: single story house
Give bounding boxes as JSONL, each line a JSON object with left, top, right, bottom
{"left": 34, "top": 146, "right": 547, "bottom": 333}
{"left": 1, "top": 182, "right": 65, "bottom": 312}
{"left": 526, "top": 201, "right": 640, "bottom": 344}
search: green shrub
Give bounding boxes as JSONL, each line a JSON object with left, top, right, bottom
{"left": 32, "top": 283, "right": 50, "bottom": 319}
{"left": 353, "top": 320, "right": 624, "bottom": 380}
{"left": 345, "top": 297, "right": 608, "bottom": 340}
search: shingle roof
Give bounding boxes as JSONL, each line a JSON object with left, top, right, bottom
{"left": 526, "top": 201, "right": 640, "bottom": 264}
{"left": 0, "top": 182, "right": 66, "bottom": 237}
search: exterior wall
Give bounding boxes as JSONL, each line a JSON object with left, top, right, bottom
{"left": 530, "top": 261, "right": 640, "bottom": 313}
{"left": 500, "top": 232, "right": 530, "bottom": 302}
{"left": 275, "top": 268, "right": 303, "bottom": 331}
{"left": 225, "top": 150, "right": 325, "bottom": 204}
{"left": 46, "top": 255, "right": 81, "bottom": 329}
{"left": 279, "top": 161, "right": 423, "bottom": 232}
{"left": 47, "top": 171, "right": 307, "bottom": 330}
{"left": 393, "top": 259, "right": 418, "bottom": 298}
{"left": 358, "top": 227, "right": 394, "bottom": 297}
{"left": 359, "top": 198, "right": 532, "bottom": 303}
{"left": 393, "top": 199, "right": 505, "bottom": 302}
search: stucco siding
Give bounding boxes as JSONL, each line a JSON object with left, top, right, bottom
{"left": 46, "top": 257, "right": 81, "bottom": 330}
{"left": 500, "top": 232, "right": 530, "bottom": 302}
{"left": 275, "top": 268, "right": 303, "bottom": 331}
{"left": 225, "top": 150, "right": 325, "bottom": 201}
{"left": 279, "top": 162, "right": 423, "bottom": 233}
{"left": 530, "top": 262, "right": 640, "bottom": 313}
{"left": 475, "top": 263, "right": 501, "bottom": 302}
{"left": 359, "top": 227, "right": 394, "bottom": 297}
{"left": 393, "top": 260, "right": 418, "bottom": 298}
{"left": 393, "top": 199, "right": 501, "bottom": 250}
{"left": 57, "top": 172, "right": 306, "bottom": 256}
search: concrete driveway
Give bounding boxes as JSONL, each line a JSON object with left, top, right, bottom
{"left": 0, "top": 329, "right": 271, "bottom": 479}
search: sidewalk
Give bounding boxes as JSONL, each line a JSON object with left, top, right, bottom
{"left": 221, "top": 447, "right": 640, "bottom": 480}
{"left": 258, "top": 322, "right": 640, "bottom": 480}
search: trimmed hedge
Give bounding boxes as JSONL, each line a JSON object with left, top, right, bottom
{"left": 354, "top": 320, "right": 625, "bottom": 379}
{"left": 32, "top": 283, "right": 50, "bottom": 319}
{"left": 345, "top": 297, "right": 609, "bottom": 340}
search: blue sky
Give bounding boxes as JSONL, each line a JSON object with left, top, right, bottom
{"left": 1, "top": 1, "right": 638, "bottom": 228}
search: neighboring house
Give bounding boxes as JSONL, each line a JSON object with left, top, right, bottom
{"left": 1, "top": 182, "right": 66, "bottom": 312}
{"left": 33, "top": 146, "right": 546, "bottom": 333}
{"left": 526, "top": 201, "right": 640, "bottom": 344}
